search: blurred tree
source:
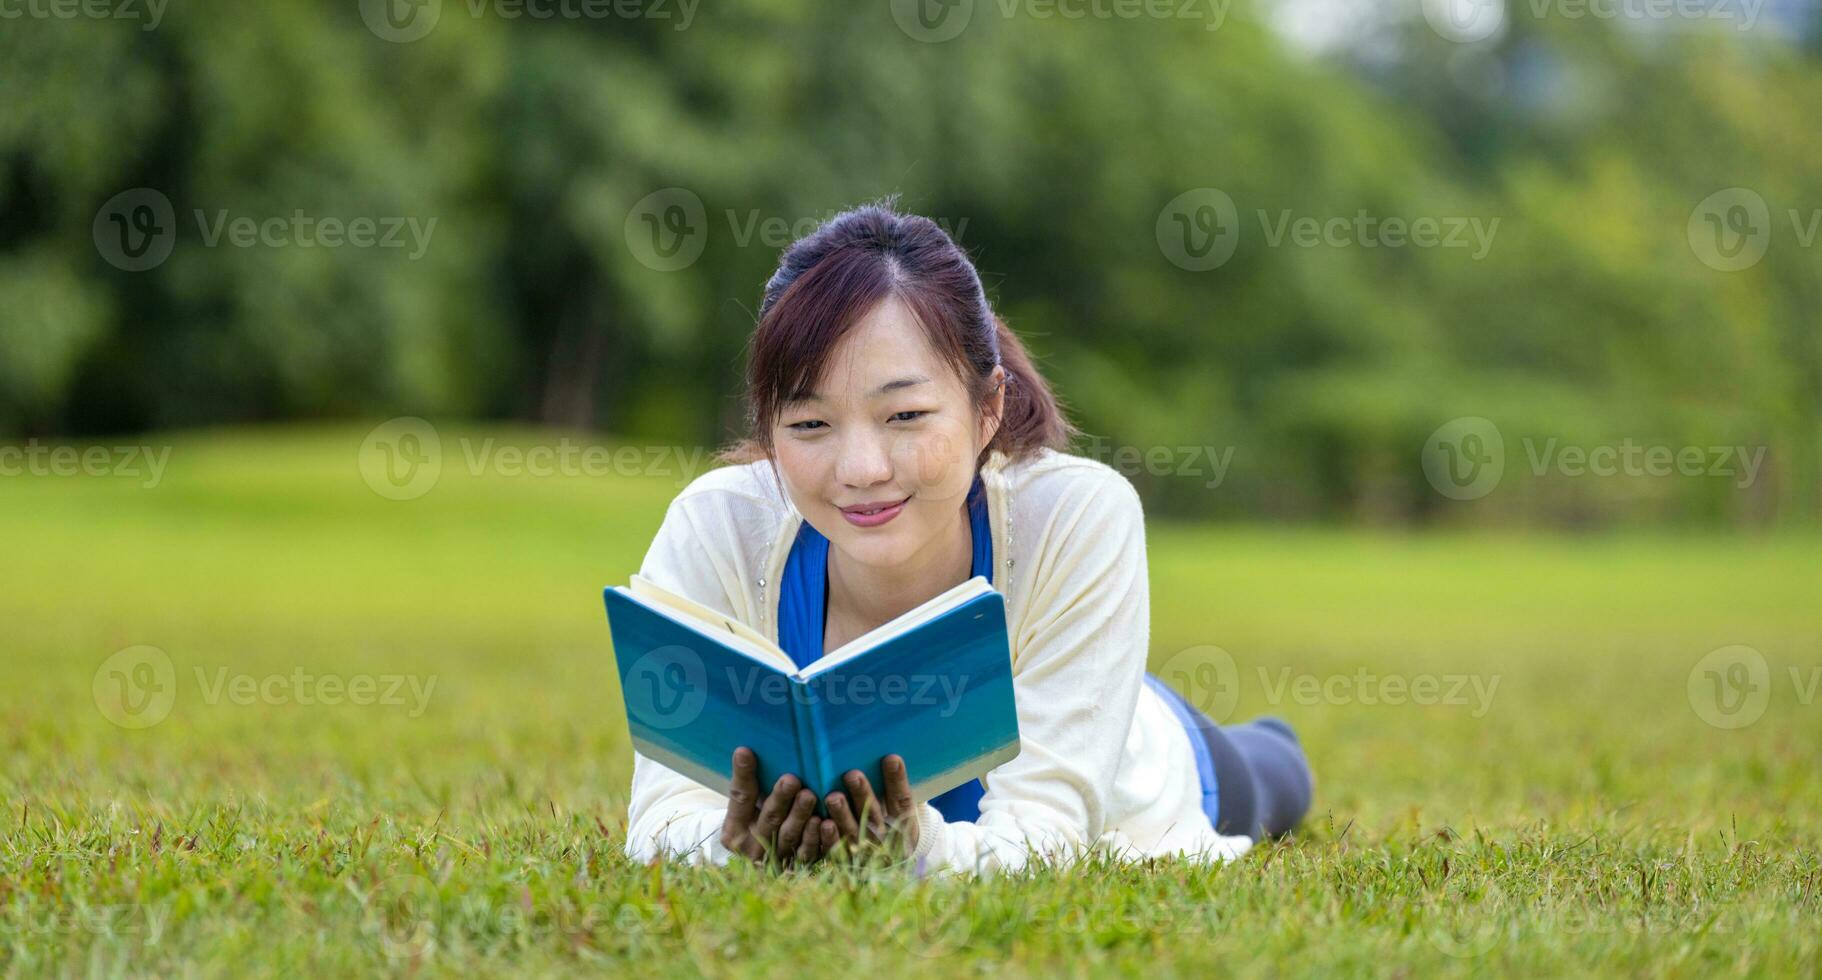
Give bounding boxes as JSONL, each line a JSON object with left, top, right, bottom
{"left": 0, "top": 0, "right": 1814, "bottom": 526}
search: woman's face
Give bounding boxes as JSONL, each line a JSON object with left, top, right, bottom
{"left": 772, "top": 298, "right": 1003, "bottom": 571}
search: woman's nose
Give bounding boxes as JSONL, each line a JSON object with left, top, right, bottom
{"left": 835, "top": 430, "right": 894, "bottom": 488}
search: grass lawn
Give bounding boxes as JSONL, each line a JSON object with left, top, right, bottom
{"left": 2, "top": 425, "right": 1818, "bottom": 976}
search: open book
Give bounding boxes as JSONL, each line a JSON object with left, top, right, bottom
{"left": 603, "top": 574, "right": 1019, "bottom": 808}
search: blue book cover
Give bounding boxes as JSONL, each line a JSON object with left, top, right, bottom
{"left": 604, "top": 574, "right": 1019, "bottom": 808}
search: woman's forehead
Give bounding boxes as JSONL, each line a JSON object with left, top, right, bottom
{"left": 809, "top": 307, "right": 960, "bottom": 397}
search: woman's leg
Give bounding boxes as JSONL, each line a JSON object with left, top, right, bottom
{"left": 1201, "top": 717, "right": 1313, "bottom": 840}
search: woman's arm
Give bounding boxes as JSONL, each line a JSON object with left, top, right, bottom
{"left": 908, "top": 469, "right": 1152, "bottom": 875}
{"left": 625, "top": 749, "right": 736, "bottom": 864}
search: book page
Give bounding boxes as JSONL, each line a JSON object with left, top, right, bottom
{"left": 625, "top": 575, "right": 795, "bottom": 671}
{"left": 801, "top": 576, "right": 995, "bottom": 676}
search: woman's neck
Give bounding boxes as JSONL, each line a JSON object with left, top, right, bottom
{"left": 827, "top": 504, "right": 972, "bottom": 631}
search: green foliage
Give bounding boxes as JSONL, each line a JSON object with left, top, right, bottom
{"left": 1, "top": 3, "right": 1817, "bottom": 524}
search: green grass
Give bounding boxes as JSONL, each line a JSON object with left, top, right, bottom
{"left": 2, "top": 425, "right": 1818, "bottom": 977}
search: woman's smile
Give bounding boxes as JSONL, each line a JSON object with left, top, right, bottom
{"left": 838, "top": 494, "right": 911, "bottom": 527}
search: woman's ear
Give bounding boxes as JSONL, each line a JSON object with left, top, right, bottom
{"left": 979, "top": 365, "right": 1008, "bottom": 448}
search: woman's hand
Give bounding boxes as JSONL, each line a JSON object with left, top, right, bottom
{"left": 720, "top": 747, "right": 837, "bottom": 870}
{"left": 825, "top": 753, "right": 921, "bottom": 859}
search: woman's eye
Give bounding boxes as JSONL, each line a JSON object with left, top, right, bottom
{"left": 889, "top": 410, "right": 929, "bottom": 423}
{"left": 786, "top": 420, "right": 827, "bottom": 432}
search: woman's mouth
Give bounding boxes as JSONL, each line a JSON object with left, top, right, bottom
{"left": 838, "top": 495, "right": 910, "bottom": 527}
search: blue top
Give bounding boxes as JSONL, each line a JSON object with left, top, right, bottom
{"left": 775, "top": 472, "right": 1220, "bottom": 830}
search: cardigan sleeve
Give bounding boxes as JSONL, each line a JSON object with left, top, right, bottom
{"left": 914, "top": 466, "right": 1152, "bottom": 875}
{"left": 622, "top": 494, "right": 741, "bottom": 865}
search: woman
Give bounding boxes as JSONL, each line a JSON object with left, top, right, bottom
{"left": 623, "top": 201, "right": 1313, "bottom": 875}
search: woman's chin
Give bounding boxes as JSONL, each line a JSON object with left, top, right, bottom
{"left": 829, "top": 527, "right": 914, "bottom": 568}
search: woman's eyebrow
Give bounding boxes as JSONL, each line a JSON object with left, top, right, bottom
{"left": 789, "top": 375, "right": 931, "bottom": 403}
{"left": 872, "top": 375, "right": 932, "bottom": 395}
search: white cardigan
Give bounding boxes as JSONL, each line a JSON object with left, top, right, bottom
{"left": 622, "top": 446, "right": 1254, "bottom": 874}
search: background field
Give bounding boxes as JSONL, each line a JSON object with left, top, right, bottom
{"left": 2, "top": 427, "right": 1817, "bottom": 976}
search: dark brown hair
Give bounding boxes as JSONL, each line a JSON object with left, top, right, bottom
{"left": 719, "top": 198, "right": 1077, "bottom": 470}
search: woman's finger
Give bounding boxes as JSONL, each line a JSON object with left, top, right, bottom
{"left": 750, "top": 774, "right": 800, "bottom": 861}
{"left": 845, "top": 769, "right": 886, "bottom": 837}
{"left": 880, "top": 755, "right": 922, "bottom": 855}
{"left": 776, "top": 788, "right": 816, "bottom": 864}
{"left": 820, "top": 818, "right": 838, "bottom": 858}
{"left": 882, "top": 755, "right": 916, "bottom": 822}
{"left": 795, "top": 809, "right": 823, "bottom": 866}
{"left": 720, "top": 747, "right": 761, "bottom": 855}
{"left": 827, "top": 792, "right": 860, "bottom": 844}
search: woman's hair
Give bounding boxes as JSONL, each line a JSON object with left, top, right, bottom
{"left": 719, "top": 197, "right": 1078, "bottom": 468}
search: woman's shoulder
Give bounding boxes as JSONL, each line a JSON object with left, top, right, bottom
{"left": 639, "top": 459, "right": 791, "bottom": 618}
{"left": 1001, "top": 445, "right": 1145, "bottom": 517}
{"left": 642, "top": 458, "right": 792, "bottom": 585}
{"left": 667, "top": 457, "right": 793, "bottom": 524}
{"left": 996, "top": 446, "right": 1147, "bottom": 577}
